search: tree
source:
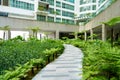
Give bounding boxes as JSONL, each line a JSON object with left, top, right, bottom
{"left": 27, "top": 27, "right": 40, "bottom": 38}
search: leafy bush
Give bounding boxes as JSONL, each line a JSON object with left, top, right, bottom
{"left": 0, "top": 39, "right": 64, "bottom": 76}
{"left": 64, "top": 39, "right": 120, "bottom": 80}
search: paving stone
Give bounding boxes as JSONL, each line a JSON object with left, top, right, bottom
{"left": 32, "top": 44, "right": 83, "bottom": 80}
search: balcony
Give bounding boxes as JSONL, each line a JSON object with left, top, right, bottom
{"left": 37, "top": 0, "right": 49, "bottom": 15}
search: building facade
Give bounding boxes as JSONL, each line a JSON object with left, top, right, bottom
{"left": 0, "top": 0, "right": 114, "bottom": 25}
{"left": 0, "top": 0, "right": 77, "bottom": 25}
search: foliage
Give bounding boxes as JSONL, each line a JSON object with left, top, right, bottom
{"left": 0, "top": 58, "right": 45, "bottom": 80}
{"left": 64, "top": 39, "right": 120, "bottom": 80}
{"left": 0, "top": 39, "right": 64, "bottom": 78}
{"left": 103, "top": 17, "right": 120, "bottom": 27}
{"left": 10, "top": 35, "right": 25, "bottom": 41}
{"left": 0, "top": 25, "right": 10, "bottom": 30}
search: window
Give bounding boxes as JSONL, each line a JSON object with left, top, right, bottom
{"left": 64, "top": 0, "right": 74, "bottom": 3}
{"left": 92, "top": 0, "right": 96, "bottom": 3}
{"left": 56, "top": 1, "right": 61, "bottom": 7}
{"left": 0, "top": 0, "right": 1, "bottom": 5}
{"left": 41, "top": 0, "right": 47, "bottom": 2}
{"left": 62, "top": 11, "right": 74, "bottom": 18}
{"left": 37, "top": 15, "right": 46, "bottom": 21}
{"left": 48, "top": 8, "right": 54, "bottom": 14}
{"left": 98, "top": 0, "right": 105, "bottom": 6}
{"left": 62, "top": 3, "right": 74, "bottom": 10}
{"left": 48, "top": 0, "right": 54, "bottom": 6}
{"left": 92, "top": 5, "right": 96, "bottom": 10}
{"left": 9, "top": 0, "right": 34, "bottom": 10}
{"left": 56, "top": 18, "right": 61, "bottom": 22}
{"left": 80, "top": 6, "right": 91, "bottom": 12}
{"left": 62, "top": 18, "right": 74, "bottom": 24}
{"left": 0, "top": 12, "right": 8, "bottom": 17}
{"left": 80, "top": 0, "right": 95, "bottom": 5}
{"left": 3, "top": 0, "right": 8, "bottom": 6}
{"left": 56, "top": 9, "right": 61, "bottom": 15}
{"left": 48, "top": 16, "right": 54, "bottom": 22}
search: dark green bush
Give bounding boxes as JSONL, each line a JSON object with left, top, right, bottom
{"left": 0, "top": 39, "right": 64, "bottom": 75}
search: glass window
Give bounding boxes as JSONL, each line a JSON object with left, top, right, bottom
{"left": 62, "top": 18, "right": 74, "bottom": 24}
{"left": 48, "top": 16, "right": 54, "bottom": 22}
{"left": 56, "top": 18, "right": 61, "bottom": 22}
{"left": 62, "top": 11, "right": 74, "bottom": 18}
{"left": 98, "top": 0, "right": 105, "bottom": 6}
{"left": 56, "top": 9, "right": 61, "bottom": 15}
{"left": 56, "top": 1, "right": 61, "bottom": 7}
{"left": 9, "top": 0, "right": 34, "bottom": 11}
{"left": 48, "top": 0, "right": 54, "bottom": 6}
{"left": 92, "top": 5, "right": 96, "bottom": 10}
{"left": 0, "top": 0, "right": 1, "bottom": 5}
{"left": 62, "top": 3, "right": 74, "bottom": 10}
{"left": 80, "top": 5, "right": 91, "bottom": 12}
{"left": 64, "top": 0, "right": 74, "bottom": 3}
{"left": 0, "top": 12, "right": 8, "bottom": 17}
{"left": 37, "top": 15, "right": 46, "bottom": 21}
{"left": 92, "top": 0, "right": 96, "bottom": 3}
{"left": 48, "top": 8, "right": 54, "bottom": 14}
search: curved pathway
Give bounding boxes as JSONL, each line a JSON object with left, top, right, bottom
{"left": 32, "top": 44, "right": 83, "bottom": 80}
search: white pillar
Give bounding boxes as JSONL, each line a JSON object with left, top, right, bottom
{"left": 46, "top": 15, "right": 48, "bottom": 21}
{"left": 90, "top": 29, "right": 93, "bottom": 40}
{"left": 84, "top": 31, "right": 87, "bottom": 41}
{"left": 4, "top": 30, "right": 11, "bottom": 40}
{"left": 102, "top": 24, "right": 107, "bottom": 41}
{"left": 55, "top": 30, "right": 59, "bottom": 39}
{"left": 75, "top": 32, "right": 78, "bottom": 39}
{"left": 29, "top": 30, "right": 33, "bottom": 38}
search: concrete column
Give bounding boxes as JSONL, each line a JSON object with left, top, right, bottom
{"left": 75, "top": 32, "right": 78, "bottom": 39}
{"left": 55, "top": 30, "right": 59, "bottom": 39}
{"left": 4, "top": 30, "right": 11, "bottom": 40}
{"left": 84, "top": 31, "right": 87, "bottom": 41}
{"left": 74, "top": 20, "right": 77, "bottom": 25}
{"left": 33, "top": 32, "right": 37, "bottom": 38}
{"left": 102, "top": 24, "right": 107, "bottom": 41}
{"left": 29, "top": 30, "right": 37, "bottom": 38}
{"left": 90, "top": 29, "right": 93, "bottom": 40}
{"left": 29, "top": 30, "right": 33, "bottom": 38}
{"left": 46, "top": 15, "right": 48, "bottom": 22}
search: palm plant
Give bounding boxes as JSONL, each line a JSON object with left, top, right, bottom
{"left": 27, "top": 27, "right": 40, "bottom": 38}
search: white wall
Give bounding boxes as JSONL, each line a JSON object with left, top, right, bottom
{"left": 11, "top": 31, "right": 29, "bottom": 40}
{"left": 0, "top": 30, "right": 4, "bottom": 39}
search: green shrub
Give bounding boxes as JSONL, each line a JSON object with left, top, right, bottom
{"left": 65, "top": 39, "right": 120, "bottom": 80}
{"left": 0, "top": 39, "right": 64, "bottom": 76}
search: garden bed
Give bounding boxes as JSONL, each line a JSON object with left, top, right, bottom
{"left": 0, "top": 39, "right": 64, "bottom": 80}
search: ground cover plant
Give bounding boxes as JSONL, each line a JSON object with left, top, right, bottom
{"left": 0, "top": 38, "right": 64, "bottom": 80}
{"left": 64, "top": 39, "right": 120, "bottom": 80}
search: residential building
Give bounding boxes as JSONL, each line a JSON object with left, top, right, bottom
{"left": 0, "top": 0, "right": 115, "bottom": 24}
{"left": 78, "top": 0, "right": 115, "bottom": 25}
{"left": 0, "top": 0, "right": 77, "bottom": 24}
